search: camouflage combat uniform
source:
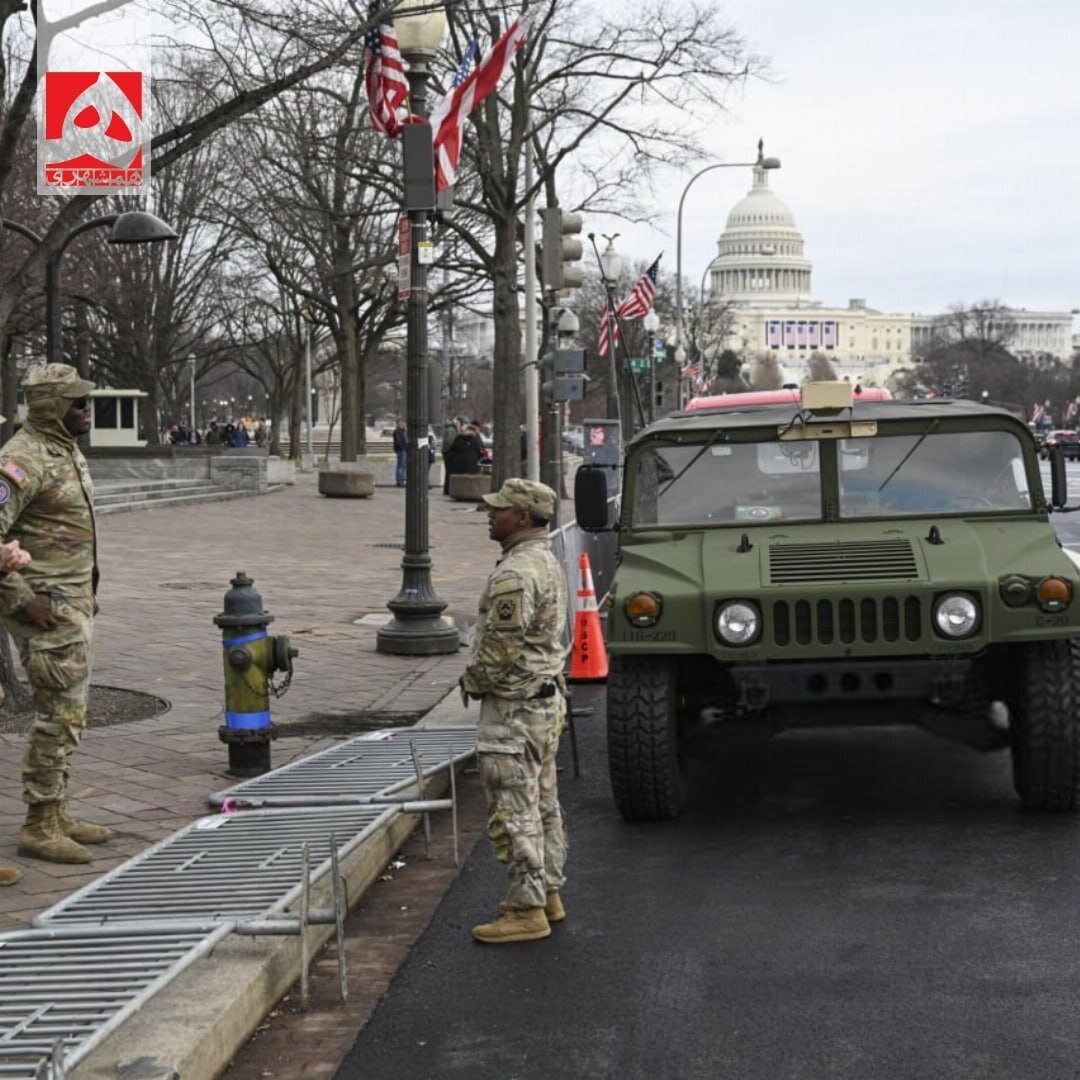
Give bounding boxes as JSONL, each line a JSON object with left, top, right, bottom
{"left": 0, "top": 364, "right": 97, "bottom": 807}
{"left": 462, "top": 479, "right": 570, "bottom": 913}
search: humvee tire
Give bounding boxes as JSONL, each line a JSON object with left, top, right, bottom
{"left": 607, "top": 655, "right": 685, "bottom": 821}
{"left": 1009, "top": 639, "right": 1080, "bottom": 811}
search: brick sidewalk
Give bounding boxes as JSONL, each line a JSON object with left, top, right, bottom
{"left": 0, "top": 474, "right": 502, "bottom": 931}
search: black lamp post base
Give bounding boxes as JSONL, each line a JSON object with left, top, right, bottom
{"left": 376, "top": 614, "right": 460, "bottom": 655}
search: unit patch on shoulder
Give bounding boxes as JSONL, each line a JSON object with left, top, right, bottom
{"left": 493, "top": 594, "right": 522, "bottom": 624}
{"left": 0, "top": 481, "right": 9, "bottom": 505}
{"left": 0, "top": 462, "right": 28, "bottom": 487}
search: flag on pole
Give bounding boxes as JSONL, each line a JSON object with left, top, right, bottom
{"left": 1031, "top": 402, "right": 1046, "bottom": 423}
{"left": 364, "top": 1, "right": 409, "bottom": 138}
{"left": 450, "top": 34, "right": 481, "bottom": 89}
{"left": 429, "top": 9, "right": 536, "bottom": 192}
{"left": 615, "top": 255, "right": 662, "bottom": 320}
{"left": 680, "top": 357, "right": 702, "bottom": 380}
{"left": 597, "top": 304, "right": 620, "bottom": 358}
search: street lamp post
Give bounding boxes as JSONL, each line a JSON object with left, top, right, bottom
{"left": 643, "top": 309, "right": 660, "bottom": 424}
{"left": 674, "top": 144, "right": 779, "bottom": 406}
{"left": 2, "top": 211, "right": 177, "bottom": 368}
{"left": 596, "top": 234, "right": 623, "bottom": 421}
{"left": 377, "top": 0, "right": 459, "bottom": 656}
{"left": 188, "top": 354, "right": 196, "bottom": 432}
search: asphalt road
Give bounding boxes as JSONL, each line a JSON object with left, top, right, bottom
{"left": 335, "top": 686, "right": 1080, "bottom": 1080}
{"left": 336, "top": 468, "right": 1080, "bottom": 1080}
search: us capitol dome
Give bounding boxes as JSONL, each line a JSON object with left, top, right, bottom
{"left": 707, "top": 162, "right": 817, "bottom": 308}
{"left": 697, "top": 151, "right": 1073, "bottom": 382}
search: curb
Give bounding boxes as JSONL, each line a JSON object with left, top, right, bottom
{"left": 68, "top": 691, "right": 471, "bottom": 1079}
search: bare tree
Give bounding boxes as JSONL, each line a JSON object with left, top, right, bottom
{"left": 438, "top": 0, "right": 762, "bottom": 483}
{"left": 807, "top": 352, "right": 837, "bottom": 382}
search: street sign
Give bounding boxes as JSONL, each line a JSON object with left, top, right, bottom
{"left": 626, "top": 356, "right": 649, "bottom": 373}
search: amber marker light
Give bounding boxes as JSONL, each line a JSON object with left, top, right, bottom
{"left": 625, "top": 592, "right": 662, "bottom": 627}
{"left": 1036, "top": 577, "right": 1072, "bottom": 613}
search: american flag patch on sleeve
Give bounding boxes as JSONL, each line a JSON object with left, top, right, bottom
{"left": 1, "top": 462, "right": 28, "bottom": 487}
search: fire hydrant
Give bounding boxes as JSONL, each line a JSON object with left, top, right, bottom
{"left": 214, "top": 571, "right": 297, "bottom": 776}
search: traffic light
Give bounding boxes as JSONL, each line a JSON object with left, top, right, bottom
{"left": 541, "top": 207, "right": 584, "bottom": 293}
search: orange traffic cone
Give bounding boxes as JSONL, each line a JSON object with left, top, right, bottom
{"left": 568, "top": 552, "right": 608, "bottom": 682}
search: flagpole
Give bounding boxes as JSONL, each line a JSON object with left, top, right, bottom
{"left": 523, "top": 106, "right": 540, "bottom": 482}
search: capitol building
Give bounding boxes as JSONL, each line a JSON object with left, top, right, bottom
{"left": 705, "top": 162, "right": 1076, "bottom": 386}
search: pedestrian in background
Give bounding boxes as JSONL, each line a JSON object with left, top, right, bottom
{"left": 393, "top": 417, "right": 408, "bottom": 487}
{"left": 460, "top": 478, "right": 570, "bottom": 944}
{"left": 0, "top": 364, "right": 112, "bottom": 867}
{"left": 441, "top": 416, "right": 460, "bottom": 494}
{"left": 447, "top": 423, "right": 484, "bottom": 481}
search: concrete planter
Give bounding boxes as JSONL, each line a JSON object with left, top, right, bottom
{"left": 448, "top": 473, "right": 492, "bottom": 501}
{"left": 318, "top": 466, "right": 375, "bottom": 498}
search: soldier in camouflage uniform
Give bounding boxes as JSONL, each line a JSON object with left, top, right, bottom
{"left": 0, "top": 364, "right": 112, "bottom": 866}
{"left": 0, "top": 411, "right": 32, "bottom": 885}
{"left": 461, "top": 478, "right": 570, "bottom": 944}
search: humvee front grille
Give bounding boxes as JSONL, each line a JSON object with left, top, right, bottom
{"left": 772, "top": 596, "right": 922, "bottom": 647}
{"left": 768, "top": 539, "right": 919, "bottom": 583}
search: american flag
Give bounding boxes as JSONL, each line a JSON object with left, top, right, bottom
{"left": 429, "top": 9, "right": 535, "bottom": 192}
{"left": 1066, "top": 400, "right": 1078, "bottom": 422}
{"left": 365, "top": 1, "right": 409, "bottom": 138}
{"left": 1031, "top": 402, "right": 1046, "bottom": 423}
{"left": 450, "top": 35, "right": 480, "bottom": 89}
{"left": 597, "top": 304, "right": 620, "bottom": 358}
{"left": 616, "top": 255, "right": 661, "bottom": 320}
{"left": 680, "top": 358, "right": 702, "bottom": 380}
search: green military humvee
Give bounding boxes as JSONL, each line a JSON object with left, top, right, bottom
{"left": 575, "top": 383, "right": 1080, "bottom": 821}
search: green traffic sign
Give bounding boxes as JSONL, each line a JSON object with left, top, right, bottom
{"left": 626, "top": 356, "right": 649, "bottom": 373}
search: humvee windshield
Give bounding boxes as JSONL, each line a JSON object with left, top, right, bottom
{"left": 631, "top": 429, "right": 1031, "bottom": 527}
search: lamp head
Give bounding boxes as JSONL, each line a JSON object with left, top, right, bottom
{"left": 394, "top": 0, "right": 446, "bottom": 60}
{"left": 643, "top": 311, "right": 660, "bottom": 333}
{"left": 107, "top": 211, "right": 177, "bottom": 244}
{"left": 599, "top": 237, "right": 623, "bottom": 281}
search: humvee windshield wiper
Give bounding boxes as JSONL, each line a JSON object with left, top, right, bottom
{"left": 877, "top": 419, "right": 939, "bottom": 493}
{"left": 659, "top": 428, "right": 725, "bottom": 498}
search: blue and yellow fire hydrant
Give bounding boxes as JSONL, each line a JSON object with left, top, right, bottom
{"left": 214, "top": 571, "right": 297, "bottom": 776}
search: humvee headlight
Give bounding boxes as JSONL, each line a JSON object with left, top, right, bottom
{"left": 933, "top": 594, "right": 979, "bottom": 638}
{"left": 625, "top": 592, "right": 662, "bottom": 627}
{"left": 1036, "top": 576, "right": 1071, "bottom": 613}
{"left": 716, "top": 601, "right": 761, "bottom": 646}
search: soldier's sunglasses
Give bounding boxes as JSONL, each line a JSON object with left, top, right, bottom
{"left": 69, "top": 397, "right": 89, "bottom": 409}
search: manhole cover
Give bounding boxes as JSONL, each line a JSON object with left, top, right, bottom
{"left": 159, "top": 581, "right": 223, "bottom": 590}
{"left": 371, "top": 542, "right": 437, "bottom": 549}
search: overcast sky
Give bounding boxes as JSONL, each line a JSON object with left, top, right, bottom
{"left": 614, "top": 0, "right": 1080, "bottom": 321}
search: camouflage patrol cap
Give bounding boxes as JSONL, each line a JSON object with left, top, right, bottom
{"left": 483, "top": 478, "right": 557, "bottom": 521}
{"left": 22, "top": 363, "right": 94, "bottom": 402}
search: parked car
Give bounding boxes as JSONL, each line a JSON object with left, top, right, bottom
{"left": 1039, "top": 430, "right": 1080, "bottom": 460}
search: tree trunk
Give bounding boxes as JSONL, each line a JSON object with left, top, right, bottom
{"left": 333, "top": 226, "right": 359, "bottom": 461}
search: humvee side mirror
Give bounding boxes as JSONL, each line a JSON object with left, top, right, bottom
{"left": 574, "top": 467, "right": 610, "bottom": 531}
{"left": 1050, "top": 443, "right": 1068, "bottom": 509}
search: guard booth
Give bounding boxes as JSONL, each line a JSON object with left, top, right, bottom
{"left": 89, "top": 389, "right": 148, "bottom": 448}
{"left": 582, "top": 418, "right": 621, "bottom": 499}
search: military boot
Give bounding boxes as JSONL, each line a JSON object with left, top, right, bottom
{"left": 57, "top": 804, "right": 112, "bottom": 845}
{"left": 544, "top": 891, "right": 566, "bottom": 923}
{"left": 0, "top": 866, "right": 21, "bottom": 887}
{"left": 502, "top": 893, "right": 566, "bottom": 923}
{"left": 17, "top": 803, "right": 92, "bottom": 864}
{"left": 473, "top": 906, "right": 551, "bottom": 944}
